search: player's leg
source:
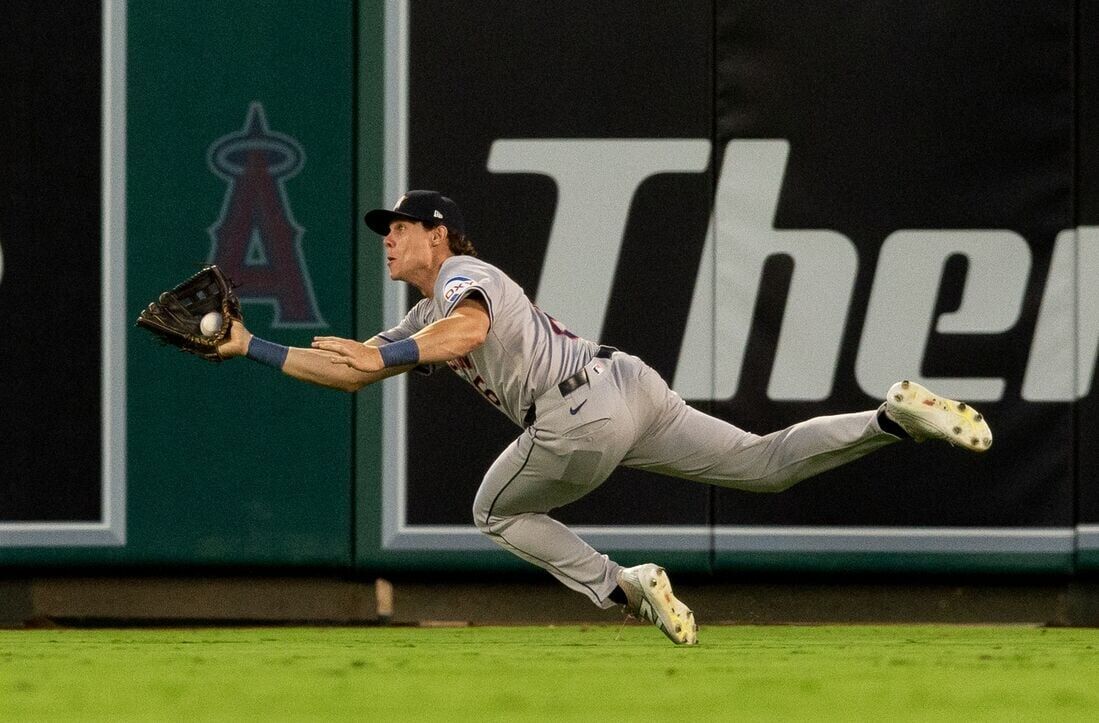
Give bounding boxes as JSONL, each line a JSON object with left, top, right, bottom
{"left": 471, "top": 354, "right": 699, "bottom": 644}
{"left": 471, "top": 430, "right": 698, "bottom": 644}
{"left": 618, "top": 356, "right": 989, "bottom": 492}
{"left": 471, "top": 426, "right": 627, "bottom": 610}
{"left": 625, "top": 400, "right": 896, "bottom": 492}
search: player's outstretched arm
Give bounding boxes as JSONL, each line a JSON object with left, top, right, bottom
{"left": 281, "top": 340, "right": 410, "bottom": 391}
{"left": 312, "top": 297, "right": 489, "bottom": 374}
{"left": 218, "top": 318, "right": 407, "bottom": 392}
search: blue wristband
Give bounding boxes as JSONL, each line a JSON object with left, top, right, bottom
{"left": 378, "top": 338, "right": 420, "bottom": 368}
{"left": 246, "top": 336, "right": 290, "bottom": 369}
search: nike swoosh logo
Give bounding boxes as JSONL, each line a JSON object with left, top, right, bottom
{"left": 569, "top": 400, "right": 588, "bottom": 415}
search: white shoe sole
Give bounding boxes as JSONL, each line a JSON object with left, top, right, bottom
{"left": 635, "top": 565, "right": 699, "bottom": 645}
{"left": 885, "top": 380, "right": 992, "bottom": 452}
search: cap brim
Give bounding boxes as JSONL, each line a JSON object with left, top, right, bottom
{"left": 364, "top": 209, "right": 420, "bottom": 236}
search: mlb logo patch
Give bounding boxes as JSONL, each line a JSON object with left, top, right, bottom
{"left": 443, "top": 275, "right": 475, "bottom": 307}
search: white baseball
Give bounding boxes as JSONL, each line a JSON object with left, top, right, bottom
{"left": 199, "top": 311, "right": 223, "bottom": 337}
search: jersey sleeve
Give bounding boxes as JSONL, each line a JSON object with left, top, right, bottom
{"left": 436, "top": 258, "right": 498, "bottom": 323}
{"left": 374, "top": 298, "right": 437, "bottom": 375}
{"left": 375, "top": 298, "right": 432, "bottom": 343}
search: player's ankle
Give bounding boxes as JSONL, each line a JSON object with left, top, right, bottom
{"left": 877, "top": 407, "right": 911, "bottom": 440}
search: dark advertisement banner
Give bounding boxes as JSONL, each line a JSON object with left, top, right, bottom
{"left": 1074, "top": 0, "right": 1099, "bottom": 566}
{"left": 395, "top": 0, "right": 1078, "bottom": 566}
{"left": 403, "top": 0, "right": 715, "bottom": 531}
{"left": 709, "top": 2, "right": 1074, "bottom": 528}
{"left": 0, "top": 1, "right": 103, "bottom": 523}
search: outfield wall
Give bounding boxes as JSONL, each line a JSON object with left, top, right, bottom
{"left": 2, "top": 1, "right": 1099, "bottom": 576}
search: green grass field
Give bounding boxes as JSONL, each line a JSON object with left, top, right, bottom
{"left": 3, "top": 624, "right": 1099, "bottom": 721}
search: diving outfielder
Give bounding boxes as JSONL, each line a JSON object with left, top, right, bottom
{"left": 219, "top": 190, "right": 993, "bottom": 645}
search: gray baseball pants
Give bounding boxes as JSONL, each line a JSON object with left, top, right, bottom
{"left": 471, "top": 351, "right": 899, "bottom": 608}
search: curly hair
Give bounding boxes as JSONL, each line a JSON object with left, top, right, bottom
{"left": 425, "top": 221, "right": 478, "bottom": 257}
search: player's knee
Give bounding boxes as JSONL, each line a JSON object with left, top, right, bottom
{"left": 473, "top": 510, "right": 509, "bottom": 536}
{"left": 472, "top": 506, "right": 489, "bottom": 533}
{"left": 471, "top": 497, "right": 502, "bottom": 535}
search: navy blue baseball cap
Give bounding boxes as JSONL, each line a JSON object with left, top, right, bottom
{"left": 364, "top": 190, "right": 466, "bottom": 236}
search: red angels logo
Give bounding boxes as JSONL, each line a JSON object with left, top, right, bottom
{"left": 206, "top": 102, "right": 326, "bottom": 327}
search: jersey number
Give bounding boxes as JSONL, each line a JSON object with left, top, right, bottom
{"left": 449, "top": 355, "right": 501, "bottom": 406}
{"left": 473, "top": 376, "right": 501, "bottom": 406}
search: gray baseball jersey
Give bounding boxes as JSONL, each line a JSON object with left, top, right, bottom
{"left": 379, "top": 254, "right": 601, "bottom": 428}
{"left": 382, "top": 253, "right": 899, "bottom": 610}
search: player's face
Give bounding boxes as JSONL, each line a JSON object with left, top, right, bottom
{"left": 383, "top": 219, "right": 435, "bottom": 284}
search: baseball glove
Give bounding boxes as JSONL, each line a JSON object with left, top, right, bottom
{"left": 136, "top": 265, "right": 241, "bottom": 362}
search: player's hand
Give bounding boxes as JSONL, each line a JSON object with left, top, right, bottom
{"left": 217, "top": 317, "right": 252, "bottom": 359}
{"left": 311, "top": 336, "right": 384, "bottom": 372}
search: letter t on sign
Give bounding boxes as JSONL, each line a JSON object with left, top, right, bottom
{"left": 488, "top": 139, "right": 710, "bottom": 340}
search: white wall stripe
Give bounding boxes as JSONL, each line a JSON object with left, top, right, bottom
{"left": 2, "top": 0, "right": 127, "bottom": 547}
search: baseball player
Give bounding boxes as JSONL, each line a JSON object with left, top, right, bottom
{"left": 218, "top": 190, "right": 993, "bottom": 645}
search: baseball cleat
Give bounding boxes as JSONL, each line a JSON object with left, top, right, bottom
{"left": 617, "top": 563, "right": 698, "bottom": 645}
{"left": 884, "top": 380, "right": 992, "bottom": 452}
